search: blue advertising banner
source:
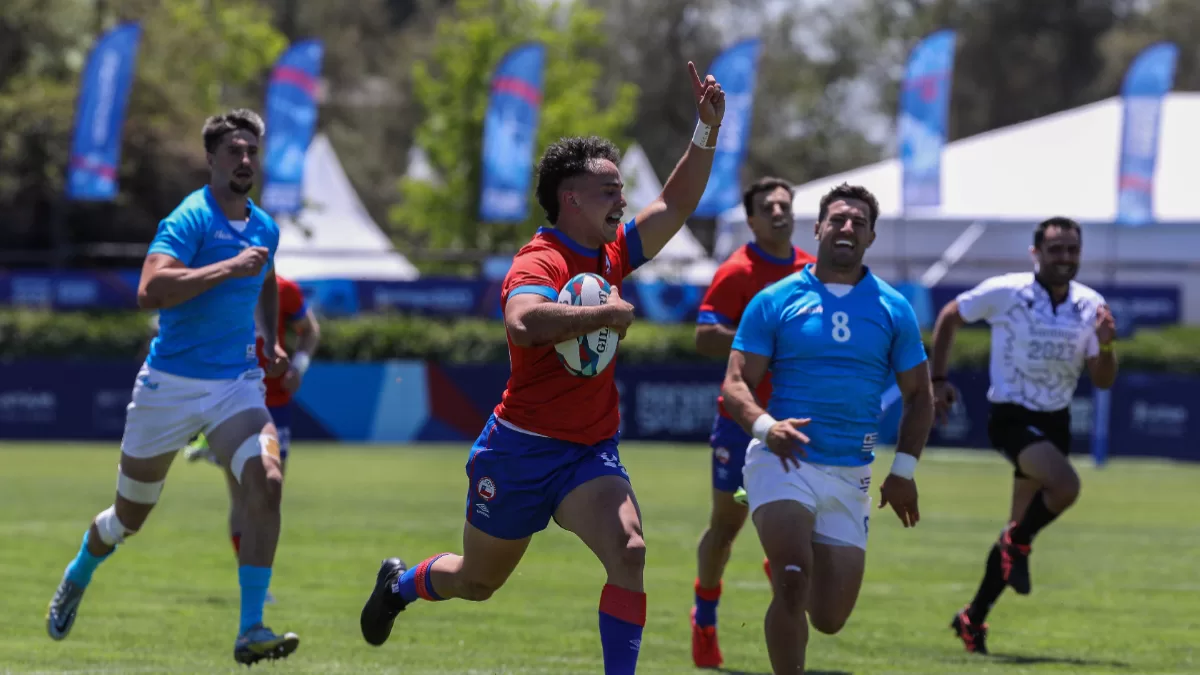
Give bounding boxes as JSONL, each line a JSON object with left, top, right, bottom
{"left": 693, "top": 38, "right": 762, "bottom": 218}
{"left": 0, "top": 271, "right": 1181, "bottom": 335}
{"left": 0, "top": 270, "right": 142, "bottom": 310}
{"left": 479, "top": 43, "right": 546, "bottom": 223}
{"left": 261, "top": 39, "right": 325, "bottom": 216}
{"left": 1116, "top": 42, "right": 1178, "bottom": 227}
{"left": 897, "top": 29, "right": 957, "bottom": 209}
{"left": 66, "top": 22, "right": 142, "bottom": 201}
{"left": 2, "top": 361, "right": 1196, "bottom": 464}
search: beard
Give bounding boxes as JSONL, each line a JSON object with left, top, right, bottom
{"left": 1035, "top": 262, "right": 1078, "bottom": 285}
{"left": 228, "top": 179, "right": 253, "bottom": 195}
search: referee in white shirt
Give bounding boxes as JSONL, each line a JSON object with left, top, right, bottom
{"left": 929, "top": 216, "right": 1118, "bottom": 654}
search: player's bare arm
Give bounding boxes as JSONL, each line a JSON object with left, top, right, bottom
{"left": 256, "top": 267, "right": 289, "bottom": 378}
{"left": 282, "top": 308, "right": 321, "bottom": 394}
{"left": 290, "top": 308, "right": 321, "bottom": 354}
{"left": 505, "top": 289, "right": 635, "bottom": 348}
{"left": 893, "top": 361, "right": 935, "bottom": 463}
{"left": 1087, "top": 304, "right": 1118, "bottom": 389}
{"left": 721, "top": 349, "right": 809, "bottom": 470}
{"left": 878, "top": 361, "right": 934, "bottom": 528}
{"left": 694, "top": 323, "right": 737, "bottom": 358}
{"left": 137, "top": 247, "right": 268, "bottom": 310}
{"left": 631, "top": 62, "right": 726, "bottom": 257}
{"left": 929, "top": 299, "right": 966, "bottom": 422}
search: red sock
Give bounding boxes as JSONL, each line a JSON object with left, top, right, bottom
{"left": 231, "top": 533, "right": 241, "bottom": 557}
{"left": 599, "top": 584, "right": 645, "bottom": 674}
{"left": 763, "top": 557, "right": 772, "bottom": 585}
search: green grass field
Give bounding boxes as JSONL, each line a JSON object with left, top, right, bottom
{"left": 1, "top": 442, "right": 1197, "bottom": 674}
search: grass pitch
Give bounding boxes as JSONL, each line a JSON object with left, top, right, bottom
{"left": 0, "top": 442, "right": 1197, "bottom": 674}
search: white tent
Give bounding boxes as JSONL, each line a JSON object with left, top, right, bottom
{"left": 716, "top": 93, "right": 1200, "bottom": 260}
{"left": 273, "top": 134, "right": 420, "bottom": 281}
{"left": 621, "top": 143, "right": 718, "bottom": 285}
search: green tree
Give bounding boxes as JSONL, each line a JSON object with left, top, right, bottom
{"left": 390, "top": 0, "right": 639, "bottom": 265}
{"left": 0, "top": 0, "right": 287, "bottom": 258}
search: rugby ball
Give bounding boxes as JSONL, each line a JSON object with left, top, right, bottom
{"left": 554, "top": 273, "right": 619, "bottom": 377}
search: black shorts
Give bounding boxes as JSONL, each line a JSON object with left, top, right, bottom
{"left": 986, "top": 403, "right": 1071, "bottom": 478}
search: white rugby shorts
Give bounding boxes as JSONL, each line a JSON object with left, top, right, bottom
{"left": 742, "top": 438, "right": 873, "bottom": 550}
{"left": 121, "top": 363, "right": 267, "bottom": 459}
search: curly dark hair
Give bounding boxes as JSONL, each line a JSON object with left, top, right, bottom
{"left": 202, "top": 108, "right": 265, "bottom": 154}
{"left": 535, "top": 136, "right": 622, "bottom": 224}
{"left": 743, "top": 176, "right": 793, "bottom": 216}
{"left": 817, "top": 182, "right": 880, "bottom": 229}
{"left": 1033, "top": 216, "right": 1082, "bottom": 248}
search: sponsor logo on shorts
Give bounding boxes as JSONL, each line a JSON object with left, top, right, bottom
{"left": 474, "top": 503, "right": 490, "bottom": 518}
{"left": 476, "top": 476, "right": 497, "bottom": 501}
{"left": 714, "top": 447, "right": 730, "bottom": 464}
{"left": 597, "top": 452, "right": 628, "bottom": 477}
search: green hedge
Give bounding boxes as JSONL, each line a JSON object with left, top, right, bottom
{"left": 1, "top": 309, "right": 1198, "bottom": 372}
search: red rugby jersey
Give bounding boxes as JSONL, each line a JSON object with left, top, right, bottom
{"left": 494, "top": 223, "right": 646, "bottom": 445}
{"left": 255, "top": 275, "right": 309, "bottom": 407}
{"left": 698, "top": 243, "right": 815, "bottom": 418}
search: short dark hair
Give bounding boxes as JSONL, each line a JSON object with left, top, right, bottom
{"left": 1033, "top": 216, "right": 1082, "bottom": 247}
{"left": 535, "top": 136, "right": 621, "bottom": 224}
{"left": 202, "top": 108, "right": 265, "bottom": 154}
{"left": 743, "top": 177, "right": 793, "bottom": 216}
{"left": 817, "top": 182, "right": 880, "bottom": 228}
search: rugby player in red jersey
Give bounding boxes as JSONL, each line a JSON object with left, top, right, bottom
{"left": 689, "top": 176, "right": 814, "bottom": 667}
{"left": 360, "top": 60, "right": 726, "bottom": 675}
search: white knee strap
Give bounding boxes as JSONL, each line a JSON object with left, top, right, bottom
{"left": 117, "top": 466, "right": 165, "bottom": 504}
{"left": 230, "top": 433, "right": 280, "bottom": 483}
{"left": 95, "top": 505, "right": 129, "bottom": 546}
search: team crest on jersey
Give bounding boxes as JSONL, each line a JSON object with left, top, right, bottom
{"left": 604, "top": 256, "right": 612, "bottom": 276}
{"left": 714, "top": 447, "right": 731, "bottom": 464}
{"left": 476, "top": 476, "right": 497, "bottom": 501}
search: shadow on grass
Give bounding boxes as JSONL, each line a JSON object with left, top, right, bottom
{"left": 986, "top": 652, "right": 1131, "bottom": 668}
{"left": 717, "top": 670, "right": 852, "bottom": 675}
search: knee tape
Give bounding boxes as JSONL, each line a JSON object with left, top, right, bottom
{"left": 116, "top": 466, "right": 165, "bottom": 504}
{"left": 230, "top": 432, "right": 281, "bottom": 483}
{"left": 95, "top": 505, "right": 129, "bottom": 546}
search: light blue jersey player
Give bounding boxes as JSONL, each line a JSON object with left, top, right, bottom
{"left": 721, "top": 183, "right": 935, "bottom": 674}
{"left": 45, "top": 110, "right": 300, "bottom": 666}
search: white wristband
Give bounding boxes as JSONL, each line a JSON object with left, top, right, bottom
{"left": 751, "top": 413, "right": 777, "bottom": 444}
{"left": 890, "top": 452, "right": 918, "bottom": 479}
{"left": 692, "top": 121, "right": 714, "bottom": 149}
{"left": 292, "top": 351, "right": 311, "bottom": 375}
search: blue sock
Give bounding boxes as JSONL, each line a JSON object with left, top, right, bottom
{"left": 693, "top": 578, "right": 721, "bottom": 627}
{"left": 599, "top": 584, "right": 645, "bottom": 675}
{"left": 238, "top": 565, "right": 272, "bottom": 634}
{"left": 391, "top": 554, "right": 450, "bottom": 604}
{"left": 64, "top": 530, "right": 113, "bottom": 588}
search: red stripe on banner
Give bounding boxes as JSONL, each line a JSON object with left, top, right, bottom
{"left": 902, "top": 72, "right": 950, "bottom": 102}
{"left": 491, "top": 76, "right": 542, "bottom": 106}
{"left": 272, "top": 66, "right": 317, "bottom": 97}
{"left": 426, "top": 364, "right": 489, "bottom": 438}
{"left": 69, "top": 155, "right": 117, "bottom": 179}
{"left": 1119, "top": 174, "right": 1153, "bottom": 190}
